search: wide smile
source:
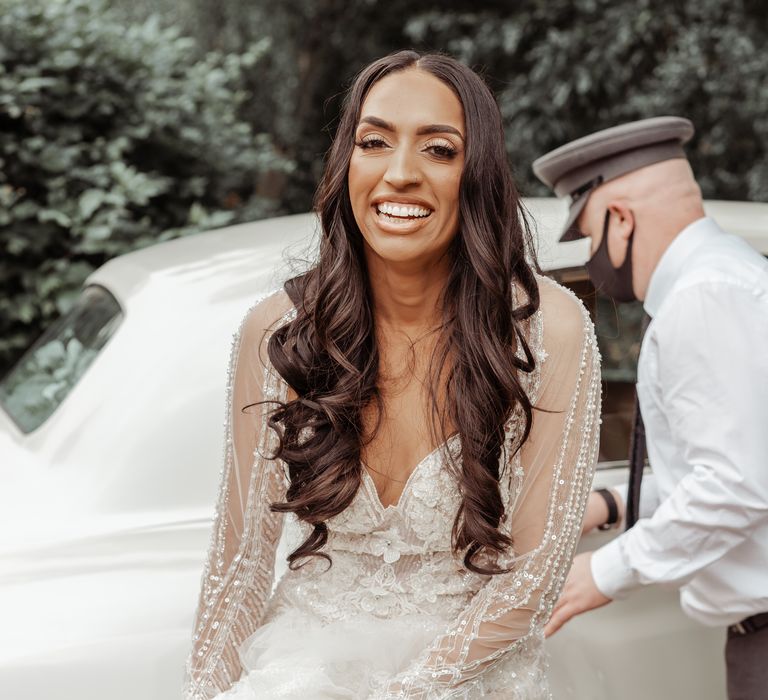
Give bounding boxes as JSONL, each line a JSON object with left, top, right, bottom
{"left": 370, "top": 201, "right": 434, "bottom": 233}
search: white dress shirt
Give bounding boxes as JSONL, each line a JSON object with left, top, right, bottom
{"left": 590, "top": 216, "right": 768, "bottom": 627}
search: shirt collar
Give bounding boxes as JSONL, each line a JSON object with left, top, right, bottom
{"left": 643, "top": 216, "right": 723, "bottom": 317}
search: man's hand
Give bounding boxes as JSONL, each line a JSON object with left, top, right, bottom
{"left": 544, "top": 552, "right": 612, "bottom": 637}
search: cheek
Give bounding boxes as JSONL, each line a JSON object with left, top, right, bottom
{"left": 347, "top": 158, "right": 378, "bottom": 235}
{"left": 348, "top": 155, "right": 380, "bottom": 199}
{"left": 445, "top": 187, "right": 462, "bottom": 235}
{"left": 436, "top": 168, "right": 462, "bottom": 214}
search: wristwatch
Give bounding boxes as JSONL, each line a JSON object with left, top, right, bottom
{"left": 595, "top": 488, "right": 619, "bottom": 530}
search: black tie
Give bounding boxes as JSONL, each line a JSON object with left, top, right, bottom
{"left": 625, "top": 312, "right": 652, "bottom": 530}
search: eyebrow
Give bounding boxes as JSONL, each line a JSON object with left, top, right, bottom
{"left": 357, "top": 115, "right": 465, "bottom": 141}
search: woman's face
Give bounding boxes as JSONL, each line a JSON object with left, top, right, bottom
{"left": 348, "top": 68, "right": 466, "bottom": 266}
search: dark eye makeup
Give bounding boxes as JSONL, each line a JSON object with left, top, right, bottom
{"left": 354, "top": 134, "right": 459, "bottom": 160}
{"left": 354, "top": 136, "right": 388, "bottom": 149}
{"left": 424, "top": 140, "right": 458, "bottom": 159}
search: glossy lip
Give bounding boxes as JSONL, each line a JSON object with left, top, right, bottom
{"left": 370, "top": 206, "right": 434, "bottom": 234}
{"left": 368, "top": 194, "right": 436, "bottom": 234}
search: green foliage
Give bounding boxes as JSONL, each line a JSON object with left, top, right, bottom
{"left": 114, "top": 0, "right": 766, "bottom": 207}
{"left": 3, "top": 0, "right": 766, "bottom": 378}
{"left": 0, "top": 0, "right": 291, "bottom": 374}
{"left": 402, "top": 0, "right": 768, "bottom": 199}
{"left": 108, "top": 0, "right": 431, "bottom": 213}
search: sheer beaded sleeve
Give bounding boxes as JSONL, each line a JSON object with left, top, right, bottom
{"left": 372, "top": 277, "right": 602, "bottom": 699}
{"left": 182, "top": 289, "right": 294, "bottom": 699}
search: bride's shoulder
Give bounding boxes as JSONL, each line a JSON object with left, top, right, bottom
{"left": 535, "top": 272, "right": 589, "bottom": 315}
{"left": 522, "top": 272, "right": 596, "bottom": 350}
{"left": 240, "top": 286, "right": 295, "bottom": 337}
{"left": 227, "top": 288, "right": 295, "bottom": 371}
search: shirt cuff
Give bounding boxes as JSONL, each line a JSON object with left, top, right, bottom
{"left": 590, "top": 536, "right": 641, "bottom": 600}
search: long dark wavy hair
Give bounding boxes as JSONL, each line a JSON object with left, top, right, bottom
{"left": 259, "top": 49, "right": 540, "bottom": 576}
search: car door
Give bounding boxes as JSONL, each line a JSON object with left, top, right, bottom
{"left": 545, "top": 270, "right": 726, "bottom": 700}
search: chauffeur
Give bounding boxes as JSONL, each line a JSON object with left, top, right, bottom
{"left": 532, "top": 117, "right": 768, "bottom": 699}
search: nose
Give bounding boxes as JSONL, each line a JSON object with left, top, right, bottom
{"left": 383, "top": 144, "right": 422, "bottom": 188}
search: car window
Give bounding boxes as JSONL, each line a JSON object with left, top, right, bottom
{"left": 0, "top": 285, "right": 123, "bottom": 434}
{"left": 551, "top": 270, "right": 643, "bottom": 466}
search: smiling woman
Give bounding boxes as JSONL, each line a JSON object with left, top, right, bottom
{"left": 348, "top": 70, "right": 464, "bottom": 271}
{"left": 183, "top": 50, "right": 602, "bottom": 700}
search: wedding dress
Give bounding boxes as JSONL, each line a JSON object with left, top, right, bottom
{"left": 182, "top": 274, "right": 601, "bottom": 699}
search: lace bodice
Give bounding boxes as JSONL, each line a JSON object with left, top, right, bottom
{"left": 183, "top": 274, "right": 602, "bottom": 699}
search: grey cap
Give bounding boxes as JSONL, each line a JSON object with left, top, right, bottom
{"left": 532, "top": 116, "right": 695, "bottom": 242}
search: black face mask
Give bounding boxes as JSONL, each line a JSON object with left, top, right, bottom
{"left": 584, "top": 210, "right": 637, "bottom": 303}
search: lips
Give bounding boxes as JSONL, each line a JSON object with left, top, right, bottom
{"left": 370, "top": 196, "right": 435, "bottom": 226}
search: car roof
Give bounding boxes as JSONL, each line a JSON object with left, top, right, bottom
{"left": 86, "top": 198, "right": 768, "bottom": 309}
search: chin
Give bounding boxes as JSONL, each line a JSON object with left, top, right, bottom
{"left": 365, "top": 232, "right": 457, "bottom": 271}
{"left": 364, "top": 233, "right": 427, "bottom": 262}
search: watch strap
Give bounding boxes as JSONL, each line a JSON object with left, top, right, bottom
{"left": 596, "top": 488, "right": 619, "bottom": 530}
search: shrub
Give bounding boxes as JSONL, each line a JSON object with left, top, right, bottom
{"left": 0, "top": 0, "right": 291, "bottom": 374}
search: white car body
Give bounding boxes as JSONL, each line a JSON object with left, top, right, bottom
{"left": 1, "top": 198, "right": 766, "bottom": 699}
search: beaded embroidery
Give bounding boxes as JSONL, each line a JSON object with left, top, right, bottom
{"left": 183, "top": 275, "right": 602, "bottom": 699}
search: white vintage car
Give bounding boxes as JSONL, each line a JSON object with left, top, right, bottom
{"left": 1, "top": 199, "right": 766, "bottom": 699}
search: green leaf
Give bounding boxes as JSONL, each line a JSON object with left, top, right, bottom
{"left": 78, "top": 188, "right": 105, "bottom": 220}
{"left": 37, "top": 208, "right": 71, "bottom": 227}
{"left": 84, "top": 224, "right": 112, "bottom": 241}
{"left": 17, "top": 77, "right": 60, "bottom": 92}
{"left": 0, "top": 0, "right": 288, "bottom": 377}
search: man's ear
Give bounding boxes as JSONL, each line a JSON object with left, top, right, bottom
{"left": 606, "top": 201, "right": 634, "bottom": 243}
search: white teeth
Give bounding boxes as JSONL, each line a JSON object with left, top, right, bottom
{"left": 376, "top": 202, "right": 432, "bottom": 218}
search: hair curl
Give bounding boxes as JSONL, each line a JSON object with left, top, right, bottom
{"left": 257, "top": 49, "right": 540, "bottom": 576}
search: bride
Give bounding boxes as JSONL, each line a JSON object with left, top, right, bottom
{"left": 183, "top": 49, "right": 601, "bottom": 699}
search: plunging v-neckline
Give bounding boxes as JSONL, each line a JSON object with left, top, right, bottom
{"left": 269, "top": 314, "right": 461, "bottom": 512}
{"left": 360, "top": 431, "right": 461, "bottom": 511}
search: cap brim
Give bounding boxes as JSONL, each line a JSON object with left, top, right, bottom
{"left": 558, "top": 195, "right": 588, "bottom": 242}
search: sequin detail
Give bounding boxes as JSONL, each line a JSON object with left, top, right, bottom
{"left": 183, "top": 274, "right": 602, "bottom": 699}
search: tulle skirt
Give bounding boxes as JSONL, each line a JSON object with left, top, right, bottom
{"left": 213, "top": 607, "right": 447, "bottom": 699}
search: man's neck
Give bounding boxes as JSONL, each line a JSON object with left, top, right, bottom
{"left": 642, "top": 215, "right": 713, "bottom": 316}
{"left": 635, "top": 194, "right": 706, "bottom": 300}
